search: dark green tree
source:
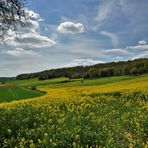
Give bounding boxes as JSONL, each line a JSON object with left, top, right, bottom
{"left": 130, "top": 67, "right": 139, "bottom": 75}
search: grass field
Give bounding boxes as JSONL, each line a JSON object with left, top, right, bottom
{"left": 4, "top": 77, "right": 69, "bottom": 86}
{"left": 0, "top": 74, "right": 148, "bottom": 147}
{"left": 2, "top": 75, "right": 136, "bottom": 87}
{"left": 0, "top": 86, "right": 45, "bottom": 103}
{"left": 0, "top": 75, "right": 135, "bottom": 103}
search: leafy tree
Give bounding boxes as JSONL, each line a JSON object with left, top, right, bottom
{"left": 0, "top": 0, "right": 27, "bottom": 41}
{"left": 114, "top": 68, "right": 122, "bottom": 76}
{"left": 84, "top": 71, "right": 91, "bottom": 79}
{"left": 38, "top": 73, "right": 49, "bottom": 81}
{"left": 122, "top": 66, "right": 130, "bottom": 75}
{"left": 130, "top": 67, "right": 139, "bottom": 75}
{"left": 69, "top": 72, "right": 81, "bottom": 79}
{"left": 15, "top": 58, "right": 148, "bottom": 80}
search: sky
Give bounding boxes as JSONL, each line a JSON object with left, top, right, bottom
{"left": 0, "top": 0, "right": 148, "bottom": 77}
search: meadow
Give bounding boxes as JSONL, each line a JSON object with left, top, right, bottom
{"left": 0, "top": 86, "right": 45, "bottom": 103}
{"left": 0, "top": 74, "right": 148, "bottom": 147}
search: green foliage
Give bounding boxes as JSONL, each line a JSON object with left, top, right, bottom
{"left": 130, "top": 67, "right": 140, "bottom": 75}
{"left": 15, "top": 58, "right": 148, "bottom": 81}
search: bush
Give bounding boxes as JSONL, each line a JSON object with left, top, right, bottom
{"left": 1, "top": 81, "right": 5, "bottom": 84}
{"left": 30, "top": 86, "right": 36, "bottom": 90}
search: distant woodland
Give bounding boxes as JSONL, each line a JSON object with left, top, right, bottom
{"left": 13, "top": 58, "right": 148, "bottom": 80}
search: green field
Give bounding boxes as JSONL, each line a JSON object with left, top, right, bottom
{"left": 0, "top": 86, "right": 45, "bottom": 103}
{"left": 0, "top": 75, "right": 138, "bottom": 103}
{"left": 4, "top": 77, "right": 69, "bottom": 86}
{"left": 0, "top": 75, "right": 147, "bottom": 103}
{"left": 2, "top": 75, "right": 138, "bottom": 89}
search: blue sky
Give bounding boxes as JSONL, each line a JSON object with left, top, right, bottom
{"left": 0, "top": 0, "right": 148, "bottom": 76}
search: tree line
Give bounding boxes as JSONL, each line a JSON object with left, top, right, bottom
{"left": 15, "top": 58, "right": 148, "bottom": 80}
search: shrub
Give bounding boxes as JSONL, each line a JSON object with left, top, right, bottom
{"left": 30, "top": 86, "right": 36, "bottom": 90}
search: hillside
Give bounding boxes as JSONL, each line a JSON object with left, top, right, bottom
{"left": 0, "top": 74, "right": 148, "bottom": 147}
{"left": 14, "top": 58, "right": 148, "bottom": 80}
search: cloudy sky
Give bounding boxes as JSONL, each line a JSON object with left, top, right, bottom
{"left": 1, "top": 0, "right": 148, "bottom": 77}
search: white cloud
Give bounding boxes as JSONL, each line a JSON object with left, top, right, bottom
{"left": 138, "top": 40, "right": 147, "bottom": 45}
{"left": 100, "top": 31, "right": 119, "bottom": 47}
{"left": 57, "top": 22, "right": 84, "bottom": 34}
{"left": 21, "top": 9, "right": 43, "bottom": 32}
{"left": 132, "top": 52, "right": 148, "bottom": 60}
{"left": 126, "top": 45, "right": 148, "bottom": 51}
{"left": 5, "top": 48, "right": 40, "bottom": 57}
{"left": 103, "top": 48, "right": 129, "bottom": 54}
{"left": 25, "top": 9, "right": 42, "bottom": 21}
{"left": 65, "top": 58, "right": 103, "bottom": 67}
{"left": 7, "top": 33, "right": 56, "bottom": 48}
{"left": 103, "top": 44, "right": 148, "bottom": 55}
{"left": 2, "top": 9, "right": 56, "bottom": 49}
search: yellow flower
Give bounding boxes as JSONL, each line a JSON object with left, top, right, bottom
{"left": 129, "top": 143, "right": 133, "bottom": 148}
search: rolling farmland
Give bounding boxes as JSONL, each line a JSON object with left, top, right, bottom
{"left": 0, "top": 74, "right": 148, "bottom": 147}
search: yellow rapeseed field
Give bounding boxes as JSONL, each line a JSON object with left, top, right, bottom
{"left": 0, "top": 76, "right": 148, "bottom": 147}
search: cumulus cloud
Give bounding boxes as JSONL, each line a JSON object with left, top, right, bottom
{"left": 5, "top": 48, "right": 40, "bottom": 57}
{"left": 57, "top": 22, "right": 84, "bottom": 34}
{"left": 17, "top": 8, "right": 43, "bottom": 33}
{"left": 138, "top": 40, "right": 147, "bottom": 45}
{"left": 25, "top": 9, "right": 42, "bottom": 21}
{"left": 65, "top": 58, "right": 103, "bottom": 67}
{"left": 2, "top": 9, "right": 56, "bottom": 49}
{"left": 100, "top": 31, "right": 119, "bottom": 47}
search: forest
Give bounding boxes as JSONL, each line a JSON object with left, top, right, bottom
{"left": 15, "top": 58, "right": 148, "bottom": 80}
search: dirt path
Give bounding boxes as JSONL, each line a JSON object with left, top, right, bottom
{"left": 0, "top": 85, "right": 16, "bottom": 89}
